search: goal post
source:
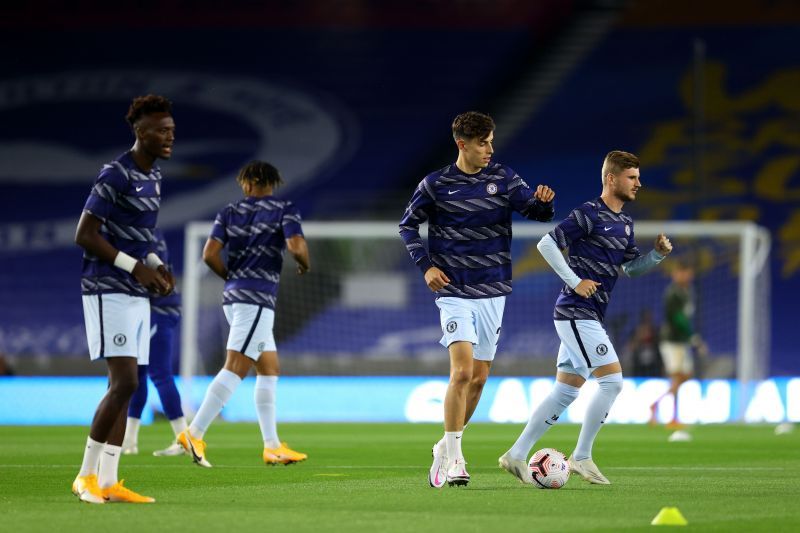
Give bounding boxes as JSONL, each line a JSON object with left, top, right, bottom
{"left": 181, "top": 220, "right": 770, "bottom": 414}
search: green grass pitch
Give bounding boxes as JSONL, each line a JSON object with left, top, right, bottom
{"left": 1, "top": 422, "right": 799, "bottom": 532}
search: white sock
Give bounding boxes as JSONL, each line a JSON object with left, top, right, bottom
{"left": 189, "top": 369, "right": 242, "bottom": 439}
{"left": 98, "top": 444, "right": 122, "bottom": 489}
{"left": 445, "top": 431, "right": 463, "bottom": 463}
{"left": 508, "top": 381, "right": 580, "bottom": 460}
{"left": 437, "top": 421, "right": 467, "bottom": 453}
{"left": 573, "top": 373, "right": 623, "bottom": 461}
{"left": 122, "top": 417, "right": 140, "bottom": 448}
{"left": 169, "top": 416, "right": 188, "bottom": 438}
{"left": 254, "top": 375, "right": 280, "bottom": 448}
{"left": 78, "top": 436, "right": 105, "bottom": 477}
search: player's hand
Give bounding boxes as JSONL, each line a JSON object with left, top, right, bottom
{"left": 574, "top": 279, "right": 601, "bottom": 298}
{"left": 157, "top": 265, "right": 176, "bottom": 295}
{"left": 534, "top": 185, "right": 555, "bottom": 203}
{"left": 424, "top": 266, "right": 450, "bottom": 292}
{"left": 132, "top": 262, "right": 170, "bottom": 295}
{"left": 296, "top": 262, "right": 309, "bottom": 275}
{"left": 655, "top": 233, "right": 673, "bottom": 256}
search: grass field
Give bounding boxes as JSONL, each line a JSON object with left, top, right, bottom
{"left": 1, "top": 422, "right": 799, "bottom": 532}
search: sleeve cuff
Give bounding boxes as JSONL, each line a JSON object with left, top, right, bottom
{"left": 417, "top": 256, "right": 433, "bottom": 275}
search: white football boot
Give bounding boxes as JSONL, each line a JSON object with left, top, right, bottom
{"left": 446, "top": 458, "right": 470, "bottom": 487}
{"left": 153, "top": 441, "right": 188, "bottom": 457}
{"left": 428, "top": 441, "right": 448, "bottom": 488}
{"left": 498, "top": 451, "right": 533, "bottom": 485}
{"left": 568, "top": 455, "right": 610, "bottom": 485}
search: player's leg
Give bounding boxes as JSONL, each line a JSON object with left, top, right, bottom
{"left": 75, "top": 293, "right": 151, "bottom": 503}
{"left": 99, "top": 375, "right": 134, "bottom": 493}
{"left": 98, "top": 297, "right": 155, "bottom": 502}
{"left": 463, "top": 295, "right": 505, "bottom": 425}
{"left": 444, "top": 340, "right": 473, "bottom": 486}
{"left": 651, "top": 341, "right": 685, "bottom": 426}
{"left": 500, "top": 335, "right": 584, "bottom": 485}
{"left": 431, "top": 297, "right": 479, "bottom": 488}
{"left": 148, "top": 314, "right": 187, "bottom": 456}
{"left": 667, "top": 346, "right": 693, "bottom": 428}
{"left": 179, "top": 304, "right": 255, "bottom": 467}
{"left": 464, "top": 360, "right": 491, "bottom": 425}
{"left": 255, "top": 349, "right": 306, "bottom": 465}
{"left": 179, "top": 349, "right": 249, "bottom": 467}
{"left": 74, "top": 357, "right": 139, "bottom": 503}
{"left": 122, "top": 363, "right": 149, "bottom": 455}
{"left": 569, "top": 320, "right": 623, "bottom": 485}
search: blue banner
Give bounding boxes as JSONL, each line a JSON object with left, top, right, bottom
{"left": 1, "top": 376, "right": 797, "bottom": 425}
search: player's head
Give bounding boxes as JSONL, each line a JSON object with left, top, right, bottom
{"left": 601, "top": 150, "right": 640, "bottom": 202}
{"left": 236, "top": 160, "right": 284, "bottom": 194}
{"left": 452, "top": 111, "right": 495, "bottom": 171}
{"left": 126, "top": 94, "right": 175, "bottom": 160}
{"left": 670, "top": 258, "right": 694, "bottom": 286}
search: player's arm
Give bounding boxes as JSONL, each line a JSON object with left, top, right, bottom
{"left": 286, "top": 234, "right": 310, "bottom": 275}
{"left": 537, "top": 234, "right": 600, "bottom": 298}
{"left": 202, "top": 237, "right": 228, "bottom": 281}
{"left": 75, "top": 211, "right": 169, "bottom": 294}
{"left": 399, "top": 179, "right": 449, "bottom": 291}
{"left": 507, "top": 171, "right": 555, "bottom": 222}
{"left": 144, "top": 243, "right": 175, "bottom": 294}
{"left": 621, "top": 234, "right": 672, "bottom": 277}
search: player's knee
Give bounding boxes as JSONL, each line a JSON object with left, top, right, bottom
{"left": 149, "top": 371, "right": 171, "bottom": 389}
{"left": 111, "top": 375, "right": 139, "bottom": 399}
{"left": 469, "top": 374, "right": 488, "bottom": 390}
{"left": 597, "top": 372, "right": 623, "bottom": 396}
{"left": 449, "top": 367, "right": 471, "bottom": 387}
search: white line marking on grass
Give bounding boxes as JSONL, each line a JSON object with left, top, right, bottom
{"left": 0, "top": 464, "right": 786, "bottom": 472}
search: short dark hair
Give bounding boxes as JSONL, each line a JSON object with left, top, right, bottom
{"left": 601, "top": 150, "right": 639, "bottom": 184}
{"left": 452, "top": 111, "right": 495, "bottom": 142}
{"left": 236, "top": 160, "right": 284, "bottom": 188}
{"left": 126, "top": 94, "right": 173, "bottom": 126}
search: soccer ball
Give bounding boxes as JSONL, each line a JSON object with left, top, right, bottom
{"left": 528, "top": 448, "right": 570, "bottom": 489}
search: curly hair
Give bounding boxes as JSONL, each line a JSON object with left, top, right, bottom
{"left": 236, "top": 160, "right": 284, "bottom": 188}
{"left": 452, "top": 111, "right": 495, "bottom": 142}
{"left": 126, "top": 94, "right": 173, "bottom": 126}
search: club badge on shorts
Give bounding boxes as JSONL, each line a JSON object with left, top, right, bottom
{"left": 446, "top": 321, "right": 458, "bottom": 333}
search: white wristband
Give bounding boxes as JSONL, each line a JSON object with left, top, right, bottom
{"left": 146, "top": 253, "right": 164, "bottom": 269}
{"left": 113, "top": 251, "right": 138, "bottom": 274}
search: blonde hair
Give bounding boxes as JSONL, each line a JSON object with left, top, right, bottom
{"left": 601, "top": 150, "right": 639, "bottom": 185}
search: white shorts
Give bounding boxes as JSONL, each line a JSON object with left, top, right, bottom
{"left": 223, "top": 303, "right": 276, "bottom": 361}
{"left": 660, "top": 341, "right": 694, "bottom": 375}
{"left": 435, "top": 296, "right": 505, "bottom": 361}
{"left": 82, "top": 293, "right": 150, "bottom": 363}
{"left": 554, "top": 319, "right": 619, "bottom": 379}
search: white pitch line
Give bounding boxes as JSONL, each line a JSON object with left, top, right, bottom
{"left": 0, "top": 464, "right": 787, "bottom": 471}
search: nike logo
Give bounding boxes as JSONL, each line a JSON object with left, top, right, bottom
{"left": 455, "top": 436, "right": 461, "bottom": 439}
{"left": 545, "top": 420, "right": 554, "bottom": 426}
{"left": 136, "top": 186, "right": 144, "bottom": 192}
{"left": 604, "top": 226, "right": 612, "bottom": 231}
{"left": 104, "top": 451, "right": 116, "bottom": 457}
{"left": 448, "top": 189, "right": 460, "bottom": 195}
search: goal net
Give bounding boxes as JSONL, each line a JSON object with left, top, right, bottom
{"left": 181, "top": 220, "right": 770, "bottom": 387}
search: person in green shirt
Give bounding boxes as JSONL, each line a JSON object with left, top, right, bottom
{"left": 650, "top": 260, "right": 706, "bottom": 429}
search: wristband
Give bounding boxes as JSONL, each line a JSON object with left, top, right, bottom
{"left": 146, "top": 253, "right": 164, "bottom": 269}
{"left": 113, "top": 251, "right": 138, "bottom": 274}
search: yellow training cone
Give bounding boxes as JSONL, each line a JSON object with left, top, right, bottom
{"left": 651, "top": 507, "right": 688, "bottom": 526}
